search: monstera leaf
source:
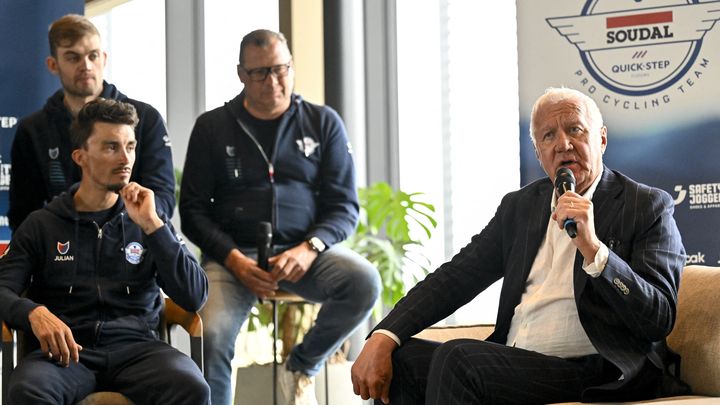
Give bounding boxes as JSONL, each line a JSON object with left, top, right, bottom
{"left": 345, "top": 182, "right": 437, "bottom": 317}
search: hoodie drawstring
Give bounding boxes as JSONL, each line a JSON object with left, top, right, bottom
{"left": 68, "top": 219, "right": 80, "bottom": 294}
{"left": 120, "top": 213, "right": 130, "bottom": 295}
{"left": 226, "top": 96, "right": 304, "bottom": 231}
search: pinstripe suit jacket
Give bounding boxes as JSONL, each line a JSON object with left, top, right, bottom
{"left": 376, "top": 167, "right": 686, "bottom": 395}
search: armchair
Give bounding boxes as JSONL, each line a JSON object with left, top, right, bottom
{"left": 415, "top": 265, "right": 720, "bottom": 403}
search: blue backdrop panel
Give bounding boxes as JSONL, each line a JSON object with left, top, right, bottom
{"left": 518, "top": 0, "right": 720, "bottom": 266}
{"left": 0, "top": 0, "right": 84, "bottom": 249}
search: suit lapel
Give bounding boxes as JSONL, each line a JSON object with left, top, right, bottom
{"left": 523, "top": 184, "right": 553, "bottom": 282}
{"left": 503, "top": 182, "right": 553, "bottom": 309}
{"left": 589, "top": 168, "right": 624, "bottom": 253}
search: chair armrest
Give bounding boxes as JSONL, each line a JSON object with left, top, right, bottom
{"left": 414, "top": 324, "right": 495, "bottom": 342}
{"left": 163, "top": 298, "right": 203, "bottom": 372}
{"left": 163, "top": 298, "right": 203, "bottom": 338}
{"left": 667, "top": 265, "right": 720, "bottom": 396}
{"left": 3, "top": 320, "right": 16, "bottom": 405}
{"left": 2, "top": 320, "right": 12, "bottom": 344}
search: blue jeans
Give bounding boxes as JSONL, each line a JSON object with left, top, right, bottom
{"left": 201, "top": 244, "right": 381, "bottom": 405}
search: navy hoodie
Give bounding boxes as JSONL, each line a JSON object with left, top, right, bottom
{"left": 8, "top": 82, "right": 175, "bottom": 231}
{"left": 0, "top": 186, "right": 207, "bottom": 349}
{"left": 180, "top": 93, "right": 359, "bottom": 263}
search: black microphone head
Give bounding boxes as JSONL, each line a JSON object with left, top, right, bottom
{"left": 554, "top": 167, "right": 576, "bottom": 195}
{"left": 256, "top": 221, "right": 272, "bottom": 243}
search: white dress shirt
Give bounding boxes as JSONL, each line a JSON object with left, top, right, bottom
{"left": 505, "top": 172, "right": 608, "bottom": 358}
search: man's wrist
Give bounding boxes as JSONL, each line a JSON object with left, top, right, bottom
{"left": 225, "top": 248, "right": 252, "bottom": 270}
{"left": 306, "top": 236, "right": 326, "bottom": 253}
{"left": 583, "top": 242, "right": 609, "bottom": 278}
{"left": 224, "top": 249, "right": 241, "bottom": 268}
{"left": 28, "top": 305, "right": 47, "bottom": 322}
{"left": 141, "top": 217, "right": 164, "bottom": 235}
{"left": 372, "top": 329, "right": 401, "bottom": 347}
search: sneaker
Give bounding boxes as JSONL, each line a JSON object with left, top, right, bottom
{"left": 278, "top": 364, "right": 319, "bottom": 405}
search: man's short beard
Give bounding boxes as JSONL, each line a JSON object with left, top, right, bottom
{"left": 61, "top": 76, "right": 100, "bottom": 99}
{"left": 65, "top": 86, "right": 98, "bottom": 99}
{"left": 107, "top": 183, "right": 125, "bottom": 193}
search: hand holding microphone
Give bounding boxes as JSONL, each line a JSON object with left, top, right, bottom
{"left": 255, "top": 222, "right": 273, "bottom": 302}
{"left": 555, "top": 167, "right": 578, "bottom": 239}
{"left": 223, "top": 223, "right": 277, "bottom": 299}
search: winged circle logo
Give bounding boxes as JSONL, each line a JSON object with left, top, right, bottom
{"left": 547, "top": 0, "right": 719, "bottom": 107}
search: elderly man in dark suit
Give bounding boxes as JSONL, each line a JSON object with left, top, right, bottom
{"left": 350, "top": 87, "right": 689, "bottom": 404}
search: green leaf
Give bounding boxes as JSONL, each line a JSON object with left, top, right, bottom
{"left": 344, "top": 181, "right": 438, "bottom": 309}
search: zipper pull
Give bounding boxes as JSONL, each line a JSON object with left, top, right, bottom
{"left": 234, "top": 168, "right": 239, "bottom": 178}
{"left": 98, "top": 228, "right": 103, "bottom": 239}
{"left": 268, "top": 163, "right": 275, "bottom": 183}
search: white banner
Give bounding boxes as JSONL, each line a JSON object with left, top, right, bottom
{"left": 518, "top": 0, "right": 720, "bottom": 265}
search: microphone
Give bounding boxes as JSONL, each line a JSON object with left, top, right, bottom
{"left": 554, "top": 167, "right": 577, "bottom": 239}
{"left": 256, "top": 221, "right": 272, "bottom": 271}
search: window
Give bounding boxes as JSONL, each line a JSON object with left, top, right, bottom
{"left": 203, "top": 0, "right": 279, "bottom": 110}
{"left": 90, "top": 0, "right": 167, "bottom": 119}
{"left": 397, "top": 0, "right": 519, "bottom": 324}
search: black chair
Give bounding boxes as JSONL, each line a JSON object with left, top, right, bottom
{"left": 2, "top": 297, "right": 203, "bottom": 405}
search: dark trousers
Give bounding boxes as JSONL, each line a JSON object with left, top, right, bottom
{"left": 381, "top": 338, "right": 618, "bottom": 405}
{"left": 8, "top": 340, "right": 210, "bottom": 405}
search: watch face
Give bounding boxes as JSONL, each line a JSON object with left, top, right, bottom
{"left": 309, "top": 237, "right": 325, "bottom": 252}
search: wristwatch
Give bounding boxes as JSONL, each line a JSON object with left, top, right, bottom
{"left": 307, "top": 236, "right": 326, "bottom": 253}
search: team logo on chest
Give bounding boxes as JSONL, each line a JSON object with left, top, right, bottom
{"left": 57, "top": 241, "right": 70, "bottom": 254}
{"left": 48, "top": 147, "right": 59, "bottom": 160}
{"left": 125, "top": 241, "right": 145, "bottom": 264}
{"left": 226, "top": 146, "right": 236, "bottom": 157}
{"left": 296, "top": 137, "right": 320, "bottom": 157}
{"left": 54, "top": 241, "right": 73, "bottom": 262}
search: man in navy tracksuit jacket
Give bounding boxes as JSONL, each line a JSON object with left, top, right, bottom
{"left": 0, "top": 98, "right": 209, "bottom": 405}
{"left": 8, "top": 14, "right": 174, "bottom": 232}
{"left": 180, "top": 29, "right": 380, "bottom": 405}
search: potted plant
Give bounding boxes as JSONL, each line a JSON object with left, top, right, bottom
{"left": 344, "top": 181, "right": 437, "bottom": 318}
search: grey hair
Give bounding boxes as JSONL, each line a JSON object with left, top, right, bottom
{"left": 529, "top": 87, "right": 604, "bottom": 145}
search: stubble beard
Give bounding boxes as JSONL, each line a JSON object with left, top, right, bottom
{"left": 62, "top": 75, "right": 101, "bottom": 99}
{"left": 107, "top": 182, "right": 126, "bottom": 193}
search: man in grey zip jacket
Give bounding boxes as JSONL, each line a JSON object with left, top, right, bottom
{"left": 0, "top": 98, "right": 209, "bottom": 405}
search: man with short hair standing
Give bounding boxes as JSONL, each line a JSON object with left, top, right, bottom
{"left": 8, "top": 13, "right": 174, "bottom": 231}
{"left": 180, "top": 29, "right": 381, "bottom": 405}
{"left": 0, "top": 98, "right": 209, "bottom": 405}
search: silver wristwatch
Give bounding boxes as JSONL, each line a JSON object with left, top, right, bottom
{"left": 307, "top": 236, "right": 326, "bottom": 253}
